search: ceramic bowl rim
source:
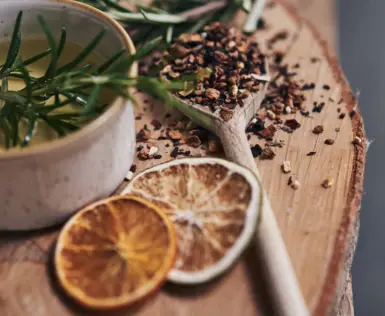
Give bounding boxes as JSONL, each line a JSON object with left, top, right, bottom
{"left": 0, "top": 0, "right": 137, "bottom": 160}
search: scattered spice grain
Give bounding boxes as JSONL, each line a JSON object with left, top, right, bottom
{"left": 257, "top": 125, "right": 277, "bottom": 139}
{"left": 208, "top": 140, "right": 220, "bottom": 153}
{"left": 310, "top": 57, "right": 320, "bottom": 63}
{"left": 205, "top": 88, "right": 220, "bottom": 100}
{"left": 282, "top": 161, "right": 291, "bottom": 173}
{"left": 167, "top": 130, "right": 183, "bottom": 140}
{"left": 126, "top": 171, "right": 134, "bottom": 181}
{"left": 136, "top": 128, "right": 151, "bottom": 141}
{"left": 247, "top": 118, "right": 265, "bottom": 134}
{"left": 151, "top": 119, "right": 162, "bottom": 130}
{"left": 322, "top": 178, "right": 333, "bottom": 188}
{"left": 352, "top": 136, "right": 362, "bottom": 145}
{"left": 190, "top": 128, "right": 209, "bottom": 141}
{"left": 170, "top": 147, "right": 179, "bottom": 158}
{"left": 284, "top": 106, "right": 292, "bottom": 114}
{"left": 251, "top": 144, "right": 263, "bottom": 157}
{"left": 312, "top": 102, "right": 325, "bottom": 113}
{"left": 273, "top": 51, "right": 284, "bottom": 64}
{"left": 260, "top": 147, "right": 276, "bottom": 160}
{"left": 285, "top": 119, "right": 301, "bottom": 130}
{"left": 324, "top": 139, "right": 335, "bottom": 145}
{"left": 257, "top": 18, "right": 266, "bottom": 30}
{"left": 313, "top": 125, "right": 324, "bottom": 134}
{"left": 138, "top": 148, "right": 150, "bottom": 160}
{"left": 291, "top": 179, "right": 300, "bottom": 190}
{"left": 266, "top": 110, "right": 276, "bottom": 120}
{"left": 302, "top": 83, "right": 315, "bottom": 90}
{"left": 187, "top": 135, "right": 202, "bottom": 148}
{"left": 148, "top": 146, "right": 159, "bottom": 156}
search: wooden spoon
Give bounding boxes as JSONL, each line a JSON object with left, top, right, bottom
{"left": 174, "top": 74, "right": 309, "bottom": 316}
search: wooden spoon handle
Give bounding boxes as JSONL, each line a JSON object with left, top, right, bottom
{"left": 217, "top": 119, "right": 309, "bottom": 316}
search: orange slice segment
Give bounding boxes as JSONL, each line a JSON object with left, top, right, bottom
{"left": 123, "top": 158, "right": 262, "bottom": 284}
{"left": 55, "top": 195, "right": 177, "bottom": 310}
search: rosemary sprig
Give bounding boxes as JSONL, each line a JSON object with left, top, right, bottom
{"left": 0, "top": 1, "right": 267, "bottom": 149}
{"left": 77, "top": 0, "right": 253, "bottom": 48}
{"left": 0, "top": 12, "right": 195, "bottom": 149}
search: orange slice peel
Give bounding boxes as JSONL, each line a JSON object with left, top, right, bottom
{"left": 54, "top": 195, "right": 177, "bottom": 310}
{"left": 123, "top": 158, "right": 262, "bottom": 285}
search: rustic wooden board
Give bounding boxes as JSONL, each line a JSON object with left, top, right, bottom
{"left": 0, "top": 1, "right": 365, "bottom": 316}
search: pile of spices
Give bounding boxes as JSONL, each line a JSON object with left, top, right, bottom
{"left": 134, "top": 20, "right": 347, "bottom": 192}
{"left": 260, "top": 65, "right": 307, "bottom": 117}
{"left": 159, "top": 22, "right": 268, "bottom": 113}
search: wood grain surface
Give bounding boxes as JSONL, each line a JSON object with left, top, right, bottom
{"left": 282, "top": 2, "right": 356, "bottom": 315}
{"left": 284, "top": 0, "right": 336, "bottom": 52}
{"left": 0, "top": 1, "right": 364, "bottom": 316}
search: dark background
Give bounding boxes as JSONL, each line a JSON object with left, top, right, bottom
{"left": 339, "top": 0, "right": 385, "bottom": 315}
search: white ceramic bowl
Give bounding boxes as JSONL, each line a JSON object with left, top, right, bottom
{"left": 0, "top": 0, "right": 137, "bottom": 230}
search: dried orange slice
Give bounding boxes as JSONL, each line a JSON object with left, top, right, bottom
{"left": 122, "top": 158, "right": 262, "bottom": 285}
{"left": 54, "top": 195, "right": 177, "bottom": 310}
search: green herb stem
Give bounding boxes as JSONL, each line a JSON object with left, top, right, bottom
{"left": 0, "top": 11, "right": 198, "bottom": 148}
